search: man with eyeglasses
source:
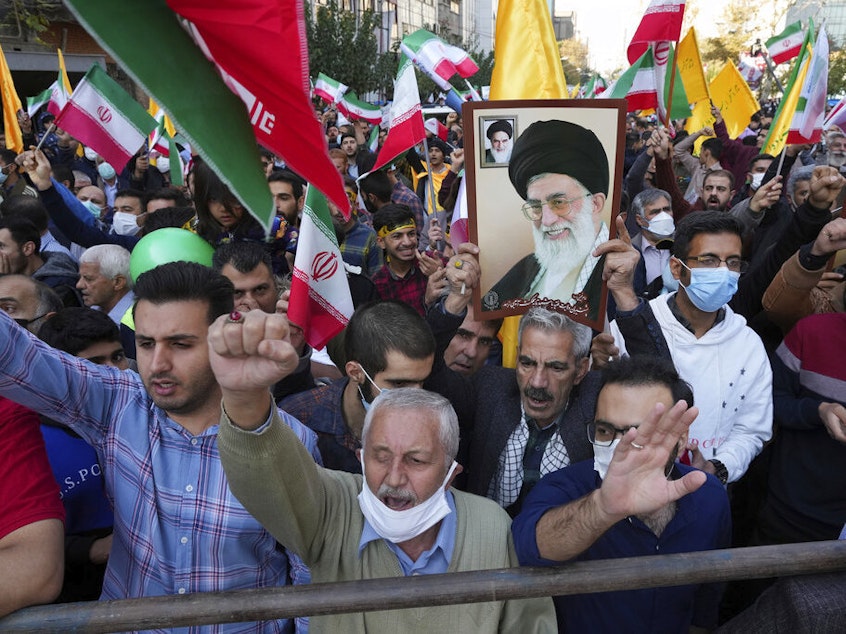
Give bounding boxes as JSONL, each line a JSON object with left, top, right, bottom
{"left": 609, "top": 212, "right": 773, "bottom": 485}
{"left": 512, "top": 355, "right": 730, "bottom": 633}
{"left": 483, "top": 120, "right": 609, "bottom": 321}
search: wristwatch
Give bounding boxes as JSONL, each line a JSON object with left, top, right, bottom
{"left": 708, "top": 459, "right": 729, "bottom": 485}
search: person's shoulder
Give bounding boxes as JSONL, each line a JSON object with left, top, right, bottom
{"left": 452, "top": 488, "right": 512, "bottom": 526}
{"left": 279, "top": 380, "right": 344, "bottom": 416}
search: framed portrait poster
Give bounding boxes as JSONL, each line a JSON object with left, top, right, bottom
{"left": 463, "top": 99, "right": 626, "bottom": 331}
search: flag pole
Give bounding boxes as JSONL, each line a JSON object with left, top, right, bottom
{"left": 420, "top": 136, "right": 445, "bottom": 252}
{"left": 762, "top": 52, "right": 785, "bottom": 94}
{"left": 34, "top": 122, "right": 56, "bottom": 152}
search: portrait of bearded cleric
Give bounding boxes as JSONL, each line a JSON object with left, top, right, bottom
{"left": 464, "top": 102, "right": 625, "bottom": 330}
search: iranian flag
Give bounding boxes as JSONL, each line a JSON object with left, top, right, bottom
{"left": 368, "top": 55, "right": 427, "bottom": 174}
{"left": 601, "top": 47, "right": 658, "bottom": 112}
{"left": 337, "top": 92, "right": 382, "bottom": 124}
{"left": 578, "top": 73, "right": 607, "bottom": 98}
{"left": 367, "top": 125, "right": 380, "bottom": 153}
{"left": 27, "top": 84, "right": 54, "bottom": 118}
{"left": 49, "top": 48, "right": 74, "bottom": 117}
{"left": 314, "top": 73, "right": 348, "bottom": 104}
{"left": 627, "top": 0, "right": 686, "bottom": 64}
{"left": 400, "top": 29, "right": 478, "bottom": 91}
{"left": 787, "top": 24, "right": 829, "bottom": 144}
{"left": 288, "top": 185, "right": 353, "bottom": 350}
{"left": 55, "top": 64, "right": 157, "bottom": 172}
{"left": 824, "top": 96, "right": 846, "bottom": 133}
{"left": 766, "top": 21, "right": 805, "bottom": 65}
{"left": 652, "top": 42, "right": 690, "bottom": 121}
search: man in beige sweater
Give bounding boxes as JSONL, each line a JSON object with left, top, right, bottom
{"left": 214, "top": 309, "right": 556, "bottom": 633}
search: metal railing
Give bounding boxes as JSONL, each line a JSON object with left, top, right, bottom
{"left": 2, "top": 541, "right": 845, "bottom": 633}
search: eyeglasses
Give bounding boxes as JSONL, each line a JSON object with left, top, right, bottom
{"left": 586, "top": 421, "right": 637, "bottom": 447}
{"left": 521, "top": 193, "right": 592, "bottom": 222}
{"left": 683, "top": 255, "right": 748, "bottom": 273}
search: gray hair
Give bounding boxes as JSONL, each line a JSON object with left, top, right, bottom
{"left": 34, "top": 279, "right": 63, "bottom": 317}
{"left": 362, "top": 388, "right": 459, "bottom": 463}
{"left": 787, "top": 165, "right": 814, "bottom": 199}
{"left": 518, "top": 307, "right": 592, "bottom": 359}
{"left": 80, "top": 244, "right": 133, "bottom": 289}
{"left": 631, "top": 188, "right": 671, "bottom": 218}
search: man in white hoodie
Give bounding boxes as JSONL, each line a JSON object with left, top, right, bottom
{"left": 610, "top": 212, "right": 772, "bottom": 485}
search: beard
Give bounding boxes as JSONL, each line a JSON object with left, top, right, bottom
{"left": 491, "top": 145, "right": 512, "bottom": 163}
{"left": 533, "top": 204, "right": 597, "bottom": 274}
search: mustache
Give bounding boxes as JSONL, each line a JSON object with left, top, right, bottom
{"left": 376, "top": 484, "right": 418, "bottom": 505}
{"left": 523, "top": 386, "right": 553, "bottom": 402}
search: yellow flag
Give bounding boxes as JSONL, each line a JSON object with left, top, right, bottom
{"left": 57, "top": 49, "right": 73, "bottom": 96}
{"left": 148, "top": 98, "right": 176, "bottom": 138}
{"left": 684, "top": 100, "right": 714, "bottom": 154}
{"left": 489, "top": 0, "right": 568, "bottom": 100}
{"left": 570, "top": 83, "right": 581, "bottom": 99}
{"left": 498, "top": 316, "right": 521, "bottom": 369}
{"left": 708, "top": 62, "right": 761, "bottom": 139}
{"left": 677, "top": 28, "right": 709, "bottom": 105}
{"left": 0, "top": 42, "right": 23, "bottom": 153}
{"left": 763, "top": 47, "right": 812, "bottom": 157}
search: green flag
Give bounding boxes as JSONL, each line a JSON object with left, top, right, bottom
{"left": 63, "top": 0, "right": 274, "bottom": 230}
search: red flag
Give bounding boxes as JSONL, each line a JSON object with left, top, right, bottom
{"left": 424, "top": 117, "right": 448, "bottom": 141}
{"left": 627, "top": 0, "right": 686, "bottom": 65}
{"left": 166, "top": 0, "right": 348, "bottom": 214}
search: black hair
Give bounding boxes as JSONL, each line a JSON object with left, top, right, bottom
{"left": 0, "top": 148, "right": 17, "bottom": 166}
{"left": 344, "top": 300, "right": 436, "bottom": 375}
{"left": 144, "top": 186, "right": 191, "bottom": 208}
{"left": 703, "top": 169, "right": 735, "bottom": 190}
{"left": 0, "top": 216, "right": 41, "bottom": 253}
{"left": 141, "top": 206, "right": 196, "bottom": 235}
{"left": 267, "top": 169, "right": 305, "bottom": 200}
{"left": 51, "top": 164, "right": 74, "bottom": 188}
{"left": 747, "top": 153, "right": 774, "bottom": 171}
{"left": 599, "top": 355, "right": 693, "bottom": 408}
{"left": 115, "top": 188, "right": 145, "bottom": 204}
{"left": 38, "top": 307, "right": 121, "bottom": 355}
{"left": 1, "top": 196, "right": 49, "bottom": 232}
{"left": 671, "top": 211, "right": 743, "bottom": 260}
{"left": 191, "top": 158, "right": 261, "bottom": 242}
{"left": 212, "top": 240, "right": 273, "bottom": 275}
{"left": 359, "top": 170, "right": 393, "bottom": 203}
{"left": 701, "top": 137, "right": 723, "bottom": 161}
{"left": 133, "top": 261, "right": 234, "bottom": 325}
{"left": 371, "top": 203, "right": 415, "bottom": 234}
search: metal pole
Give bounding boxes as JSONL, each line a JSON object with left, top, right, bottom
{"left": 2, "top": 541, "right": 846, "bottom": 633}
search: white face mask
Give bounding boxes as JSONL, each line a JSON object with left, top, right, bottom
{"left": 112, "top": 211, "right": 141, "bottom": 236}
{"left": 358, "top": 458, "right": 458, "bottom": 543}
{"left": 593, "top": 438, "right": 620, "bottom": 480}
{"left": 749, "top": 172, "right": 765, "bottom": 189}
{"left": 156, "top": 157, "right": 170, "bottom": 173}
{"left": 357, "top": 364, "right": 388, "bottom": 412}
{"left": 647, "top": 211, "right": 675, "bottom": 237}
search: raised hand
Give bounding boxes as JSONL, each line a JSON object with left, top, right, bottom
{"left": 594, "top": 215, "right": 640, "bottom": 311}
{"left": 809, "top": 166, "right": 846, "bottom": 208}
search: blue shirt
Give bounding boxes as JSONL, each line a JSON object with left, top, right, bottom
{"left": 359, "top": 491, "right": 457, "bottom": 576}
{"left": 0, "top": 309, "right": 319, "bottom": 633}
{"left": 512, "top": 460, "right": 731, "bottom": 633}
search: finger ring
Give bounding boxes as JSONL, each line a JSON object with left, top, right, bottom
{"left": 631, "top": 442, "right": 645, "bottom": 450}
{"left": 454, "top": 259, "right": 464, "bottom": 269}
{"left": 226, "top": 310, "right": 243, "bottom": 324}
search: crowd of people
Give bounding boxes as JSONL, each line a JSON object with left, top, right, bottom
{"left": 0, "top": 94, "right": 844, "bottom": 633}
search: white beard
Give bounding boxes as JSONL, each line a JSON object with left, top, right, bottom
{"left": 491, "top": 145, "right": 512, "bottom": 163}
{"left": 533, "top": 204, "right": 597, "bottom": 277}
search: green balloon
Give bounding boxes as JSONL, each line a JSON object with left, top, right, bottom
{"left": 129, "top": 228, "right": 215, "bottom": 282}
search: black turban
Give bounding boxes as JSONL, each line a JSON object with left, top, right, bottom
{"left": 508, "top": 120, "right": 609, "bottom": 199}
{"left": 486, "top": 119, "right": 513, "bottom": 141}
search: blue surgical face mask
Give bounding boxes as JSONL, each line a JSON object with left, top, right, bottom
{"left": 357, "top": 364, "right": 388, "bottom": 412}
{"left": 678, "top": 260, "right": 740, "bottom": 312}
{"left": 98, "top": 161, "right": 116, "bottom": 181}
{"left": 81, "top": 199, "right": 104, "bottom": 218}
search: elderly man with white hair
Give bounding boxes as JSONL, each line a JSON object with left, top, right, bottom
{"left": 76, "top": 244, "right": 134, "bottom": 324}
{"left": 217, "top": 316, "right": 557, "bottom": 634}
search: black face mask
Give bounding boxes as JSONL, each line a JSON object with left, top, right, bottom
{"left": 14, "top": 313, "right": 48, "bottom": 329}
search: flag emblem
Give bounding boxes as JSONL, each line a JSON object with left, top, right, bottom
{"left": 312, "top": 251, "right": 339, "bottom": 282}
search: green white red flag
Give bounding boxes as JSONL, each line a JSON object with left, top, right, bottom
{"left": 288, "top": 185, "right": 353, "bottom": 349}
{"left": 578, "top": 73, "right": 607, "bottom": 98}
{"left": 314, "top": 73, "right": 348, "bottom": 104}
{"left": 601, "top": 47, "right": 659, "bottom": 112}
{"left": 766, "top": 21, "right": 805, "bottom": 65}
{"left": 27, "top": 84, "right": 54, "bottom": 118}
{"left": 787, "top": 24, "right": 828, "bottom": 144}
{"left": 627, "top": 0, "right": 686, "bottom": 64}
{"left": 55, "top": 64, "right": 158, "bottom": 172}
{"left": 337, "top": 92, "right": 382, "bottom": 124}
{"left": 400, "top": 29, "right": 478, "bottom": 91}
{"left": 368, "top": 55, "right": 427, "bottom": 174}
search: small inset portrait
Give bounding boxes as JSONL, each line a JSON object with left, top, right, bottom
{"left": 480, "top": 117, "right": 516, "bottom": 167}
